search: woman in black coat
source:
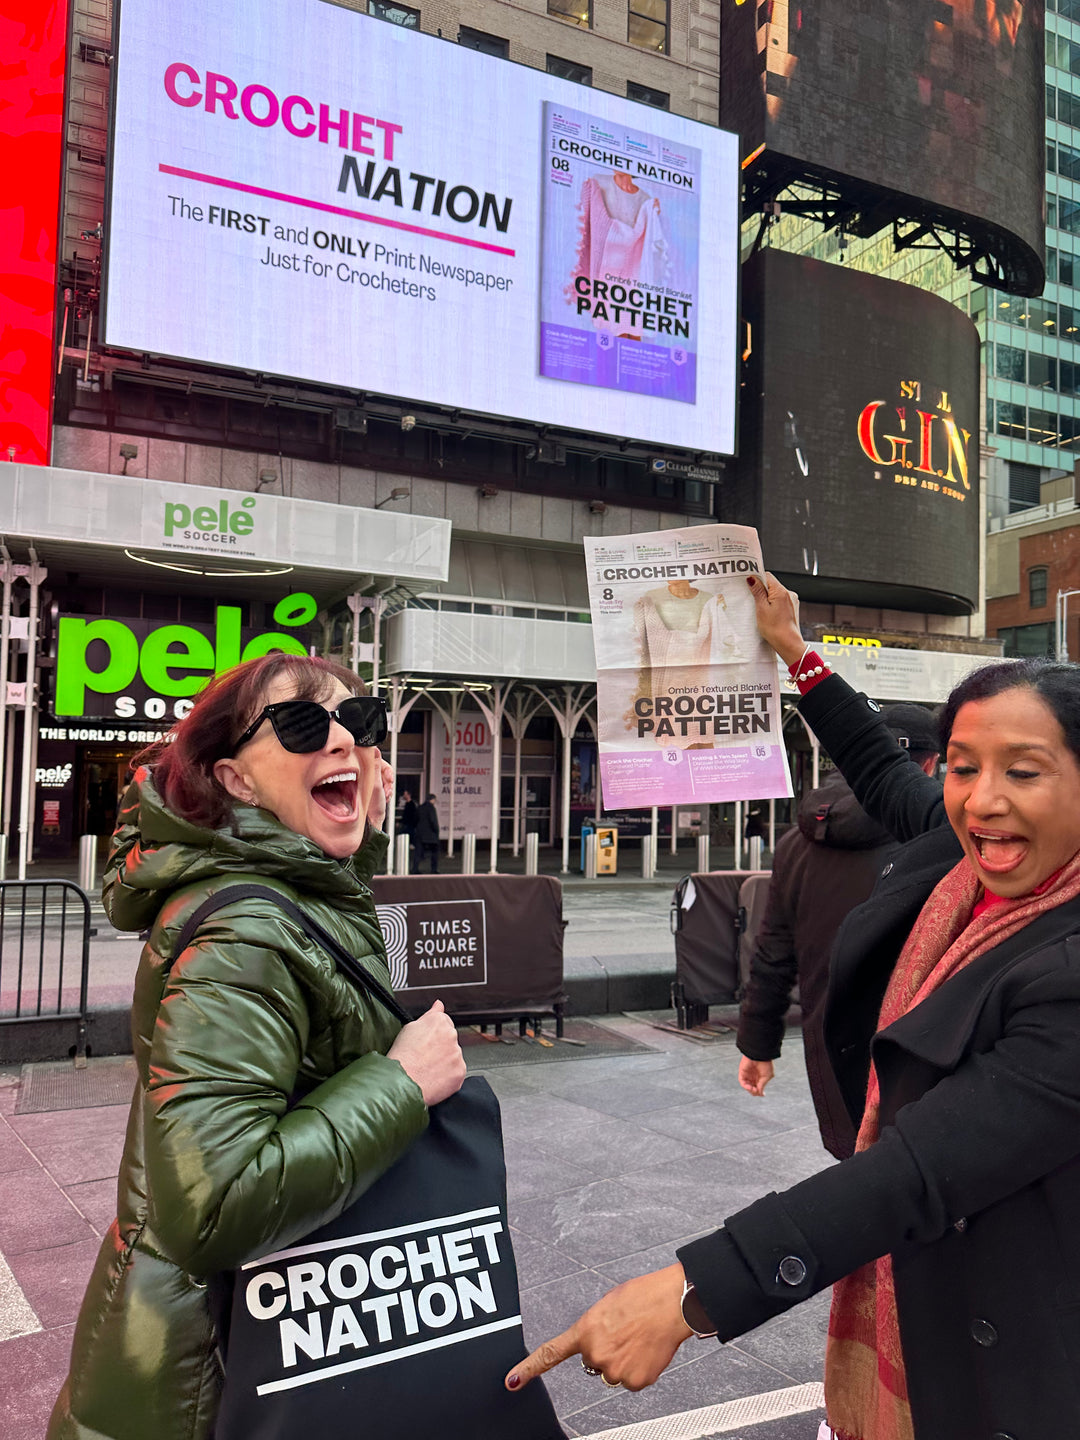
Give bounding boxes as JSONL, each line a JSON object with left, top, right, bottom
{"left": 508, "top": 575, "right": 1080, "bottom": 1440}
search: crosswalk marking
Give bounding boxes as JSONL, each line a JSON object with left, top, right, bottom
{"left": 579, "top": 1382, "right": 826, "bottom": 1440}
{"left": 0, "top": 1249, "right": 42, "bottom": 1343}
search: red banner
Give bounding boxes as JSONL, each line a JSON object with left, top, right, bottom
{"left": 0, "top": 0, "right": 68, "bottom": 465}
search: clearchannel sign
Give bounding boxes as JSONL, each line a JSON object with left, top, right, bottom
{"left": 52, "top": 593, "right": 318, "bottom": 721}
{"left": 102, "top": 0, "right": 738, "bottom": 453}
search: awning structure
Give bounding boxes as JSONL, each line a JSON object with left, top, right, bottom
{"left": 385, "top": 537, "right": 594, "bottom": 684}
{"left": 816, "top": 642, "right": 993, "bottom": 703}
{"left": 1, "top": 466, "right": 451, "bottom": 600}
{"left": 442, "top": 539, "right": 590, "bottom": 609}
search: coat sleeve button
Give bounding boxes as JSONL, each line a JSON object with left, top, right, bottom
{"left": 881, "top": 862, "right": 894, "bottom": 877}
{"left": 777, "top": 1255, "right": 808, "bottom": 1286}
{"left": 954, "top": 1217, "right": 968, "bottom": 1234}
{"left": 970, "top": 1318, "right": 998, "bottom": 1347}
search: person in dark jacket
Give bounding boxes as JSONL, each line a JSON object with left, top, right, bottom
{"left": 509, "top": 573, "right": 1080, "bottom": 1440}
{"left": 737, "top": 707, "right": 940, "bottom": 1159}
{"left": 399, "top": 788, "right": 419, "bottom": 871}
{"left": 49, "top": 654, "right": 466, "bottom": 1440}
{"left": 415, "top": 792, "right": 441, "bottom": 872}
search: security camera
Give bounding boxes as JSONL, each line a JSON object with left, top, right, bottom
{"left": 400, "top": 415, "right": 416, "bottom": 432}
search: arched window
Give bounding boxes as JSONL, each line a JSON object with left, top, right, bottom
{"left": 1029, "top": 567, "right": 1049, "bottom": 609}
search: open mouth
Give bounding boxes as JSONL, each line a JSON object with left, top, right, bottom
{"left": 970, "top": 829, "right": 1028, "bottom": 874}
{"left": 311, "top": 771, "right": 359, "bottom": 820}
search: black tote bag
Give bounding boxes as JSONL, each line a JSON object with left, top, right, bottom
{"left": 171, "top": 885, "right": 564, "bottom": 1440}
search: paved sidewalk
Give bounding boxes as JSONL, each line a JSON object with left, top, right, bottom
{"left": 0, "top": 1015, "right": 831, "bottom": 1440}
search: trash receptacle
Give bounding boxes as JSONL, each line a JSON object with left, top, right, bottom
{"left": 596, "top": 826, "right": 618, "bottom": 875}
{"left": 580, "top": 822, "right": 595, "bottom": 872}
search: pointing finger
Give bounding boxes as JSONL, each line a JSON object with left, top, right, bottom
{"left": 506, "top": 1325, "right": 580, "bottom": 1391}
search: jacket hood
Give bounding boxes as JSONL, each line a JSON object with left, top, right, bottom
{"left": 796, "top": 769, "right": 894, "bottom": 851}
{"left": 103, "top": 768, "right": 387, "bottom": 933}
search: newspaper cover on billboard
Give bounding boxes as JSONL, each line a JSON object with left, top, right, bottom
{"left": 539, "top": 101, "right": 700, "bottom": 404}
{"left": 584, "top": 525, "right": 792, "bottom": 808}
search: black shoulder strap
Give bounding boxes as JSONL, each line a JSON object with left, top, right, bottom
{"left": 169, "top": 883, "right": 411, "bottom": 1024}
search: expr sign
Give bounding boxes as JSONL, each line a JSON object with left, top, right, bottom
{"left": 52, "top": 593, "right": 318, "bottom": 720}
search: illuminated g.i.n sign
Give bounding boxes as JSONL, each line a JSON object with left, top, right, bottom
{"left": 856, "top": 380, "right": 972, "bottom": 499}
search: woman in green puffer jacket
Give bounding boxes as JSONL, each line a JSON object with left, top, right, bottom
{"left": 48, "top": 653, "right": 466, "bottom": 1440}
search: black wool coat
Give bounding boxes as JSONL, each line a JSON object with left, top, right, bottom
{"left": 736, "top": 769, "right": 898, "bottom": 1160}
{"left": 678, "top": 674, "right": 1080, "bottom": 1440}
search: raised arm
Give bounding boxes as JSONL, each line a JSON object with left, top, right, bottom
{"left": 747, "top": 573, "right": 946, "bottom": 843}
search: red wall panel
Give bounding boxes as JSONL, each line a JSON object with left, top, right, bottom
{"left": 0, "top": 0, "right": 68, "bottom": 465}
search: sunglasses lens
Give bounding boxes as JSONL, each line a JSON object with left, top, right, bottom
{"left": 270, "top": 702, "right": 331, "bottom": 753}
{"left": 337, "top": 697, "right": 388, "bottom": 746}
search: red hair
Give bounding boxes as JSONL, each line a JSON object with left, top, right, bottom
{"left": 138, "top": 654, "right": 367, "bottom": 830}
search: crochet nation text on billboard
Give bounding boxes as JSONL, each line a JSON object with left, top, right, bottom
{"left": 102, "top": 0, "right": 739, "bottom": 453}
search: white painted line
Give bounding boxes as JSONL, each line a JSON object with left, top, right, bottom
{"left": 578, "top": 1382, "right": 826, "bottom": 1440}
{"left": 0, "top": 1248, "right": 42, "bottom": 1343}
{"left": 256, "top": 1314, "right": 522, "bottom": 1394}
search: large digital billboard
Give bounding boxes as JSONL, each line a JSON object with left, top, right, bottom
{"left": 722, "top": 0, "right": 1045, "bottom": 295}
{"left": 102, "top": 0, "right": 739, "bottom": 453}
{"left": 726, "top": 251, "right": 980, "bottom": 615}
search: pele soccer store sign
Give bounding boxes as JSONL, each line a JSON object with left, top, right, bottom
{"left": 372, "top": 876, "right": 565, "bottom": 1020}
{"left": 50, "top": 592, "right": 318, "bottom": 721}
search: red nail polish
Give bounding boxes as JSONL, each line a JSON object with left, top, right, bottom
{"left": 745, "top": 576, "right": 755, "bottom": 587}
{"left": 507, "top": 1374, "right": 521, "bottom": 1390}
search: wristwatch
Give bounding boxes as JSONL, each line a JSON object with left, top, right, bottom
{"left": 680, "top": 1278, "right": 718, "bottom": 1338}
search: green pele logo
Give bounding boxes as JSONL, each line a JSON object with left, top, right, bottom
{"left": 163, "top": 495, "right": 257, "bottom": 545}
{"left": 55, "top": 593, "right": 319, "bottom": 718}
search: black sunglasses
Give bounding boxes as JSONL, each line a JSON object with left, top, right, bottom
{"left": 234, "top": 696, "right": 388, "bottom": 753}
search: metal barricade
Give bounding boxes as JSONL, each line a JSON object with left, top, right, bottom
{"left": 0, "top": 881, "right": 91, "bottom": 1065}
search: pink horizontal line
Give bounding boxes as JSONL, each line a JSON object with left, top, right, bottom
{"left": 158, "top": 163, "right": 516, "bottom": 257}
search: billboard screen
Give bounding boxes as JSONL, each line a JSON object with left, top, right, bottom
{"left": 727, "top": 251, "right": 980, "bottom": 615}
{"left": 722, "top": 0, "right": 1045, "bottom": 295}
{"left": 102, "top": 0, "right": 739, "bottom": 453}
{"left": 0, "top": 0, "right": 68, "bottom": 464}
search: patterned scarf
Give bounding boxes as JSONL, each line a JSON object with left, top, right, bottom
{"left": 824, "top": 848, "right": 1080, "bottom": 1440}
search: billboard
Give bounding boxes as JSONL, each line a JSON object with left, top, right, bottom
{"left": 722, "top": 0, "right": 1044, "bottom": 295}
{"left": 102, "top": 0, "right": 739, "bottom": 453}
{"left": 0, "top": 0, "right": 68, "bottom": 464}
{"left": 726, "top": 251, "right": 980, "bottom": 615}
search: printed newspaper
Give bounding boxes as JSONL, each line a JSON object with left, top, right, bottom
{"left": 584, "top": 524, "right": 793, "bottom": 808}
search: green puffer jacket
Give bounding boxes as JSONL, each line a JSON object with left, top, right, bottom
{"left": 48, "top": 772, "right": 428, "bottom": 1440}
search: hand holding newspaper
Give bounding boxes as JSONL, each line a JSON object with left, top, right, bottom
{"left": 584, "top": 524, "right": 792, "bottom": 809}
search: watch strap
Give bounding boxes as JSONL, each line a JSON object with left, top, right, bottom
{"left": 680, "top": 1278, "right": 718, "bottom": 1339}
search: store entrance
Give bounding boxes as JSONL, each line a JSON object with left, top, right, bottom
{"left": 79, "top": 747, "right": 141, "bottom": 853}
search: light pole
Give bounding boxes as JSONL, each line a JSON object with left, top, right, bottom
{"left": 1055, "top": 588, "right": 1080, "bottom": 660}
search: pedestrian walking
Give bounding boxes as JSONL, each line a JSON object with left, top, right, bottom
{"left": 399, "top": 787, "right": 419, "bottom": 871}
{"left": 736, "top": 705, "right": 940, "bottom": 1159}
{"left": 415, "top": 792, "right": 441, "bottom": 872}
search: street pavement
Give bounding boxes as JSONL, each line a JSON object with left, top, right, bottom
{"left": 0, "top": 1017, "right": 831, "bottom": 1439}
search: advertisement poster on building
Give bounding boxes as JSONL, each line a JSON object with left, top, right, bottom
{"left": 102, "top": 0, "right": 738, "bottom": 453}
{"left": 539, "top": 102, "right": 700, "bottom": 404}
{"left": 429, "top": 717, "right": 492, "bottom": 839}
{"left": 584, "top": 524, "right": 792, "bottom": 808}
